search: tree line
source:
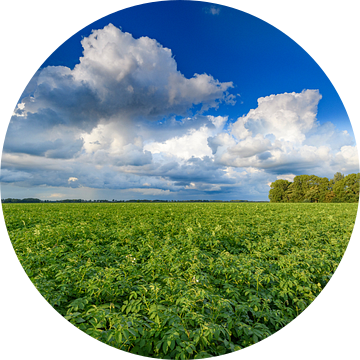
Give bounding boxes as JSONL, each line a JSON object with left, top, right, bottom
{"left": 269, "top": 172, "right": 359, "bottom": 203}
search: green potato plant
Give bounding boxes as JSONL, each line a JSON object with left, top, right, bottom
{"left": 3, "top": 202, "right": 357, "bottom": 358}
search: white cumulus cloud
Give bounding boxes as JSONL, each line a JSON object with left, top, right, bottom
{"left": 17, "top": 24, "right": 234, "bottom": 131}
{"left": 3, "top": 24, "right": 237, "bottom": 189}
{"left": 144, "top": 116, "right": 227, "bottom": 161}
{"left": 232, "top": 90, "right": 322, "bottom": 144}
{"left": 210, "top": 90, "right": 358, "bottom": 177}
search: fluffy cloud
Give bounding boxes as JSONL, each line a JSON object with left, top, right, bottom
{"left": 16, "top": 24, "right": 234, "bottom": 132}
{"left": 144, "top": 116, "right": 227, "bottom": 160}
{"left": 212, "top": 90, "right": 358, "bottom": 177}
{"left": 207, "top": 133, "right": 236, "bottom": 155}
{"left": 304, "top": 122, "right": 354, "bottom": 149}
{"left": 3, "top": 24, "right": 235, "bottom": 190}
{"left": 227, "top": 134, "right": 272, "bottom": 158}
{"left": 232, "top": 90, "right": 322, "bottom": 143}
{"left": 333, "top": 146, "right": 360, "bottom": 171}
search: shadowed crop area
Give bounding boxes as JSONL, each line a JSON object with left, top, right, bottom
{"left": 3, "top": 203, "right": 358, "bottom": 358}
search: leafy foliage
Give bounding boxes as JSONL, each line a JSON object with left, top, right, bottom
{"left": 269, "top": 173, "right": 359, "bottom": 203}
{"left": 3, "top": 202, "right": 357, "bottom": 358}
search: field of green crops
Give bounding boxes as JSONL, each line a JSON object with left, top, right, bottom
{"left": 3, "top": 203, "right": 358, "bottom": 359}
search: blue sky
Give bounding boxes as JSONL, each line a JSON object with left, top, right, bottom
{"left": 1, "top": 1, "right": 358, "bottom": 200}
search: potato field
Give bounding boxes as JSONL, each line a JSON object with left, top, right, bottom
{"left": 2, "top": 203, "right": 358, "bottom": 358}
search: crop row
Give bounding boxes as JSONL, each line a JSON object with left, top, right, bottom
{"left": 3, "top": 203, "right": 357, "bottom": 358}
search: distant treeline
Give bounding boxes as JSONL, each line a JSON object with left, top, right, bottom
{"left": 269, "top": 172, "right": 359, "bottom": 203}
{"left": 1, "top": 198, "right": 269, "bottom": 204}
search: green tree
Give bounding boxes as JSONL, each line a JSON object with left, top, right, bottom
{"left": 285, "top": 175, "right": 311, "bottom": 202}
{"left": 328, "top": 172, "right": 345, "bottom": 196}
{"left": 324, "top": 190, "right": 336, "bottom": 203}
{"left": 313, "top": 176, "right": 331, "bottom": 202}
{"left": 332, "top": 172, "right": 345, "bottom": 184}
{"left": 304, "top": 186, "right": 321, "bottom": 202}
{"left": 286, "top": 175, "right": 330, "bottom": 203}
{"left": 333, "top": 173, "right": 360, "bottom": 202}
{"left": 269, "top": 179, "right": 291, "bottom": 202}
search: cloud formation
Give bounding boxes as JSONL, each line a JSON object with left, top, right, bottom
{"left": 16, "top": 24, "right": 234, "bottom": 131}
{"left": 144, "top": 116, "right": 227, "bottom": 160}
{"left": 1, "top": 25, "right": 358, "bottom": 201}
{"left": 211, "top": 90, "right": 358, "bottom": 177}
{"left": 232, "top": 90, "right": 321, "bottom": 143}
